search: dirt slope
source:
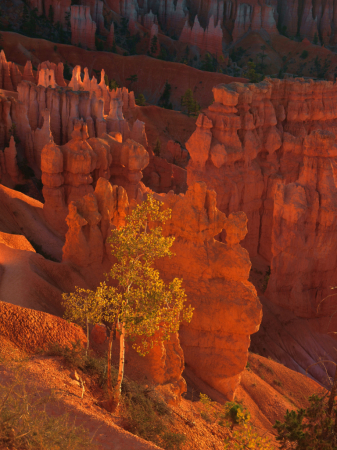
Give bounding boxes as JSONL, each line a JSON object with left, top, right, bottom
{"left": 1, "top": 31, "right": 246, "bottom": 109}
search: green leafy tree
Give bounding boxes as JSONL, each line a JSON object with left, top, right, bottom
{"left": 158, "top": 81, "right": 172, "bottom": 109}
{"left": 136, "top": 93, "right": 146, "bottom": 106}
{"left": 181, "top": 89, "right": 200, "bottom": 116}
{"left": 62, "top": 285, "right": 110, "bottom": 356}
{"left": 300, "top": 50, "right": 309, "bottom": 59}
{"left": 105, "top": 196, "right": 193, "bottom": 409}
{"left": 64, "top": 196, "right": 193, "bottom": 411}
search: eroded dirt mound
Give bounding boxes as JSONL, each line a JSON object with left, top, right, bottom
{"left": 0, "top": 300, "right": 86, "bottom": 353}
{"left": 237, "top": 352, "right": 324, "bottom": 436}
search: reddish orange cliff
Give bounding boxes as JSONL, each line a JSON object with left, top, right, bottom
{"left": 186, "top": 78, "right": 337, "bottom": 323}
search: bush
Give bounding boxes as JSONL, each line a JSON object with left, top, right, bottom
{"left": 300, "top": 50, "right": 309, "bottom": 59}
{"left": 136, "top": 93, "right": 146, "bottom": 106}
{"left": 43, "top": 342, "right": 185, "bottom": 449}
{"left": 0, "top": 356, "right": 97, "bottom": 450}
{"left": 274, "top": 393, "right": 336, "bottom": 449}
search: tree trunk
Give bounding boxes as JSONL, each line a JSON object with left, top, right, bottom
{"left": 86, "top": 316, "right": 89, "bottom": 357}
{"left": 114, "top": 322, "right": 126, "bottom": 408}
{"left": 107, "top": 326, "right": 114, "bottom": 401}
{"left": 328, "top": 365, "right": 337, "bottom": 415}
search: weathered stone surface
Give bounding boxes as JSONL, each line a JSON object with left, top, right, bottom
{"left": 150, "top": 182, "right": 262, "bottom": 400}
{"left": 187, "top": 77, "right": 337, "bottom": 320}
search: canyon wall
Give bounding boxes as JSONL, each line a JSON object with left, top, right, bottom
{"left": 187, "top": 78, "right": 337, "bottom": 320}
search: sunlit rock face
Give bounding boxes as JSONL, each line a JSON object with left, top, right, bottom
{"left": 187, "top": 77, "right": 337, "bottom": 320}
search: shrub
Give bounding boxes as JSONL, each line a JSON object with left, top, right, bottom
{"left": 136, "top": 93, "right": 146, "bottom": 106}
{"left": 274, "top": 393, "right": 337, "bottom": 449}
{"left": 300, "top": 50, "right": 309, "bottom": 59}
{"left": 0, "top": 357, "right": 97, "bottom": 450}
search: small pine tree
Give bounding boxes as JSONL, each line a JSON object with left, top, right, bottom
{"left": 158, "top": 81, "right": 172, "bottom": 109}
{"left": 153, "top": 139, "right": 161, "bottom": 156}
{"left": 181, "top": 89, "right": 200, "bottom": 116}
{"left": 48, "top": 5, "right": 54, "bottom": 23}
{"left": 136, "top": 93, "right": 146, "bottom": 106}
{"left": 313, "top": 32, "right": 319, "bottom": 45}
{"left": 244, "top": 61, "right": 261, "bottom": 83}
{"left": 150, "top": 35, "right": 158, "bottom": 55}
{"left": 126, "top": 74, "right": 138, "bottom": 90}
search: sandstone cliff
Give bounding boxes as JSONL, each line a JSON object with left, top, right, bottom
{"left": 187, "top": 78, "right": 337, "bottom": 322}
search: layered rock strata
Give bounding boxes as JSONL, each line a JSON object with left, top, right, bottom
{"left": 71, "top": 5, "right": 97, "bottom": 50}
{"left": 187, "top": 77, "right": 337, "bottom": 320}
{"left": 61, "top": 174, "right": 262, "bottom": 400}
{"left": 41, "top": 120, "right": 149, "bottom": 234}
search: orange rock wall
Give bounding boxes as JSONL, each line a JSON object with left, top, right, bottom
{"left": 187, "top": 78, "right": 337, "bottom": 319}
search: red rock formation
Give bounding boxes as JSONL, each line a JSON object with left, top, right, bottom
{"left": 60, "top": 175, "right": 261, "bottom": 400}
{"left": 41, "top": 120, "right": 149, "bottom": 233}
{"left": 179, "top": 15, "right": 223, "bottom": 56}
{"left": 28, "top": 0, "right": 71, "bottom": 27}
{"left": 187, "top": 78, "right": 337, "bottom": 322}
{"left": 71, "top": 5, "right": 96, "bottom": 50}
{"left": 0, "top": 300, "right": 86, "bottom": 353}
{"left": 4, "top": 136, "right": 19, "bottom": 182}
{"left": 107, "top": 22, "right": 115, "bottom": 48}
{"left": 22, "top": 61, "right": 36, "bottom": 84}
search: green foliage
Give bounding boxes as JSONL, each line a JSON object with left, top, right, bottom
{"left": 313, "top": 32, "right": 319, "bottom": 45}
{"left": 158, "top": 81, "right": 173, "bottom": 109}
{"left": 224, "top": 403, "right": 275, "bottom": 449}
{"left": 310, "top": 56, "right": 331, "bottom": 79}
{"left": 153, "top": 139, "right": 161, "bottom": 157}
{"left": 21, "top": 5, "right": 38, "bottom": 36}
{"left": 230, "top": 46, "right": 246, "bottom": 63}
{"left": 274, "top": 393, "right": 337, "bottom": 449}
{"left": 181, "top": 89, "right": 200, "bottom": 116}
{"left": 224, "top": 402, "right": 251, "bottom": 427}
{"left": 62, "top": 285, "right": 112, "bottom": 352}
{"left": 104, "top": 74, "right": 119, "bottom": 91}
{"left": 48, "top": 5, "right": 54, "bottom": 23}
{"left": 278, "top": 24, "right": 288, "bottom": 36}
{"left": 105, "top": 195, "right": 193, "bottom": 354}
{"left": 126, "top": 73, "right": 138, "bottom": 89}
{"left": 150, "top": 35, "right": 158, "bottom": 55}
{"left": 201, "top": 52, "right": 215, "bottom": 72}
{"left": 0, "top": 357, "right": 97, "bottom": 450}
{"left": 136, "top": 93, "right": 146, "bottom": 106}
{"left": 300, "top": 50, "right": 309, "bottom": 59}
{"left": 45, "top": 342, "right": 185, "bottom": 449}
{"left": 244, "top": 61, "right": 262, "bottom": 83}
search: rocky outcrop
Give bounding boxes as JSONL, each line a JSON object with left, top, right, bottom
{"left": 28, "top": 0, "right": 71, "bottom": 27}
{"left": 61, "top": 175, "right": 262, "bottom": 400}
{"left": 4, "top": 136, "right": 19, "bottom": 182}
{"left": 187, "top": 77, "right": 337, "bottom": 321}
{"left": 41, "top": 120, "right": 148, "bottom": 234}
{"left": 71, "top": 5, "right": 96, "bottom": 50}
{"left": 0, "top": 300, "right": 86, "bottom": 353}
{"left": 179, "top": 15, "right": 223, "bottom": 56}
{"left": 153, "top": 182, "right": 262, "bottom": 400}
